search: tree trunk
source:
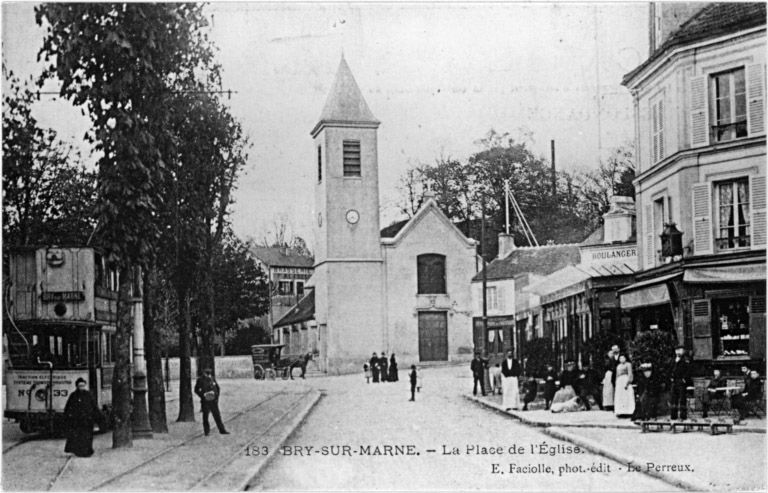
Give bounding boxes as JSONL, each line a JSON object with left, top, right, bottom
{"left": 112, "top": 265, "right": 134, "bottom": 448}
{"left": 176, "top": 289, "right": 195, "bottom": 422}
{"left": 144, "top": 264, "right": 168, "bottom": 433}
{"left": 198, "top": 263, "right": 216, "bottom": 377}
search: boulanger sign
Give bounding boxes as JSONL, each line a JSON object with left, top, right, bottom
{"left": 580, "top": 245, "right": 638, "bottom": 268}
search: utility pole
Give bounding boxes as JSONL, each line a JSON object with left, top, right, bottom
{"left": 504, "top": 179, "right": 510, "bottom": 235}
{"left": 481, "top": 196, "right": 488, "bottom": 347}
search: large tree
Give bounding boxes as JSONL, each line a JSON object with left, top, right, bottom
{"left": 36, "top": 3, "right": 219, "bottom": 447}
{"left": 398, "top": 129, "right": 599, "bottom": 258}
{"left": 2, "top": 65, "right": 96, "bottom": 247}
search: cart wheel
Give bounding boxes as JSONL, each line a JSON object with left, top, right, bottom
{"left": 266, "top": 369, "right": 277, "bottom": 380}
{"left": 253, "top": 365, "right": 265, "bottom": 380}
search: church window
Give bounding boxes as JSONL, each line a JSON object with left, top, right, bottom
{"left": 343, "top": 140, "right": 361, "bottom": 177}
{"left": 317, "top": 146, "right": 322, "bottom": 182}
{"left": 417, "top": 254, "right": 446, "bottom": 294}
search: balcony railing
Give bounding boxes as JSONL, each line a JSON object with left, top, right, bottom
{"left": 710, "top": 121, "right": 747, "bottom": 143}
{"left": 715, "top": 235, "right": 751, "bottom": 250}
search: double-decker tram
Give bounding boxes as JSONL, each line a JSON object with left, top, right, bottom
{"left": 3, "top": 246, "right": 118, "bottom": 434}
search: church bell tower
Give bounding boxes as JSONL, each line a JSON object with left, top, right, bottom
{"left": 311, "top": 57, "right": 385, "bottom": 373}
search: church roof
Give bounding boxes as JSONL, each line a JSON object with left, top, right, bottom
{"left": 311, "top": 57, "right": 380, "bottom": 136}
{"left": 379, "top": 198, "right": 477, "bottom": 248}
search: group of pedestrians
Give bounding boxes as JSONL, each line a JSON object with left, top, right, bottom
{"left": 365, "top": 352, "right": 399, "bottom": 383}
{"left": 476, "top": 342, "right": 764, "bottom": 423}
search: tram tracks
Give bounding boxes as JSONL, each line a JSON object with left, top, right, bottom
{"left": 84, "top": 391, "right": 285, "bottom": 492}
{"left": 189, "top": 390, "right": 315, "bottom": 491}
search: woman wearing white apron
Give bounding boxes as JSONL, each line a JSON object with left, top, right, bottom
{"left": 613, "top": 354, "right": 635, "bottom": 418}
{"left": 501, "top": 350, "right": 521, "bottom": 410}
{"left": 602, "top": 349, "right": 616, "bottom": 411}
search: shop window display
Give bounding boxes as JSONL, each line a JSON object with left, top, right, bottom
{"left": 713, "top": 297, "right": 750, "bottom": 358}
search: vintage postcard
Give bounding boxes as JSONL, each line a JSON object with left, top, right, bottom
{"left": 1, "top": 2, "right": 766, "bottom": 492}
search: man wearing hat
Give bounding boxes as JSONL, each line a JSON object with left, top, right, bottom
{"left": 470, "top": 352, "right": 486, "bottom": 396}
{"left": 194, "top": 368, "right": 230, "bottom": 436}
{"left": 636, "top": 363, "right": 664, "bottom": 420}
{"left": 670, "top": 345, "right": 693, "bottom": 420}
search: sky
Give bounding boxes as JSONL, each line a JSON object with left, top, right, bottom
{"left": 1, "top": 2, "right": 649, "bottom": 249}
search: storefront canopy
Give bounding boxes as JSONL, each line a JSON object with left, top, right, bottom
{"left": 525, "top": 264, "right": 591, "bottom": 300}
{"left": 683, "top": 264, "right": 766, "bottom": 283}
{"left": 618, "top": 272, "right": 681, "bottom": 310}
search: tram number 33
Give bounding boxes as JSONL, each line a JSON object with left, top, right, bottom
{"left": 244, "top": 446, "right": 269, "bottom": 456}
{"left": 17, "top": 388, "right": 69, "bottom": 397}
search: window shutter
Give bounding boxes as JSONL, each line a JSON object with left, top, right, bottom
{"left": 750, "top": 175, "right": 766, "bottom": 249}
{"left": 644, "top": 203, "right": 655, "bottom": 268}
{"left": 691, "top": 299, "right": 712, "bottom": 361}
{"left": 689, "top": 75, "right": 709, "bottom": 147}
{"left": 651, "top": 101, "right": 659, "bottom": 163}
{"left": 747, "top": 64, "right": 765, "bottom": 136}
{"left": 749, "top": 296, "right": 766, "bottom": 360}
{"left": 692, "top": 183, "right": 714, "bottom": 255}
{"left": 658, "top": 99, "right": 665, "bottom": 159}
{"left": 497, "top": 286, "right": 505, "bottom": 312}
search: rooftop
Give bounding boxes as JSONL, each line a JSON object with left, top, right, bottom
{"left": 471, "top": 244, "right": 581, "bottom": 282}
{"left": 623, "top": 2, "right": 766, "bottom": 86}
{"left": 249, "top": 245, "right": 314, "bottom": 269}
{"left": 274, "top": 289, "right": 315, "bottom": 327}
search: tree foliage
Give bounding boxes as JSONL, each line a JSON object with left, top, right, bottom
{"left": 2, "top": 65, "right": 96, "bottom": 247}
{"left": 36, "top": 2, "right": 221, "bottom": 447}
{"left": 398, "top": 129, "right": 636, "bottom": 257}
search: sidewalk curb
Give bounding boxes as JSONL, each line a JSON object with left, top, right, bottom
{"left": 543, "top": 427, "right": 713, "bottom": 492}
{"left": 463, "top": 394, "right": 639, "bottom": 430}
{"left": 465, "top": 394, "right": 766, "bottom": 434}
{"left": 237, "top": 389, "right": 322, "bottom": 491}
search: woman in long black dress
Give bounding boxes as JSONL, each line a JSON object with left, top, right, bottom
{"left": 64, "top": 378, "right": 101, "bottom": 457}
{"left": 389, "top": 354, "right": 399, "bottom": 382}
{"left": 543, "top": 365, "right": 558, "bottom": 410}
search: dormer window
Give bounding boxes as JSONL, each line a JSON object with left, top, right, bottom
{"left": 343, "top": 140, "right": 361, "bottom": 177}
{"left": 710, "top": 67, "right": 748, "bottom": 143}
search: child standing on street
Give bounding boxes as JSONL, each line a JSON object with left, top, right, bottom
{"left": 363, "top": 363, "right": 371, "bottom": 384}
{"left": 409, "top": 365, "right": 417, "bottom": 401}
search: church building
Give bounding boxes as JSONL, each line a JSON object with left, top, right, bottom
{"left": 275, "top": 57, "right": 478, "bottom": 374}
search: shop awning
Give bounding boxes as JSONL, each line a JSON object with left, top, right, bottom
{"left": 526, "top": 265, "right": 590, "bottom": 303}
{"left": 618, "top": 272, "right": 681, "bottom": 310}
{"left": 683, "top": 264, "right": 766, "bottom": 283}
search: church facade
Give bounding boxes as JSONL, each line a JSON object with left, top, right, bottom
{"left": 289, "top": 57, "right": 478, "bottom": 374}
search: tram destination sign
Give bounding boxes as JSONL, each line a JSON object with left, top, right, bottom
{"left": 41, "top": 291, "right": 85, "bottom": 302}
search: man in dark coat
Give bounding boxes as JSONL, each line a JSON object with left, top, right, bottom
{"left": 64, "top": 378, "right": 101, "bottom": 457}
{"left": 522, "top": 374, "right": 538, "bottom": 411}
{"left": 669, "top": 345, "right": 693, "bottom": 420}
{"left": 470, "top": 352, "right": 486, "bottom": 396}
{"left": 379, "top": 352, "right": 389, "bottom": 382}
{"left": 577, "top": 363, "right": 602, "bottom": 410}
{"left": 732, "top": 370, "right": 764, "bottom": 421}
{"left": 370, "top": 353, "right": 380, "bottom": 383}
{"left": 701, "top": 368, "right": 727, "bottom": 418}
{"left": 194, "top": 368, "right": 229, "bottom": 436}
{"left": 408, "top": 365, "right": 418, "bottom": 401}
{"left": 636, "top": 363, "right": 664, "bottom": 420}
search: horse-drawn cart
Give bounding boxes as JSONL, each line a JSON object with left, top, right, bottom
{"left": 250, "top": 344, "right": 311, "bottom": 380}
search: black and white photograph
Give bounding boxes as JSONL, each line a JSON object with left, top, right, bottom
{"left": 1, "top": 1, "right": 766, "bottom": 491}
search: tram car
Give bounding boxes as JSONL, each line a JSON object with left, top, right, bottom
{"left": 3, "top": 246, "right": 118, "bottom": 433}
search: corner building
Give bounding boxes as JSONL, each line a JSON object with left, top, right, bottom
{"left": 307, "top": 58, "right": 477, "bottom": 373}
{"left": 621, "top": 3, "right": 766, "bottom": 373}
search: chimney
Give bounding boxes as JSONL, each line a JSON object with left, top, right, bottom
{"left": 497, "top": 233, "right": 516, "bottom": 259}
{"left": 550, "top": 140, "right": 556, "bottom": 197}
{"left": 603, "top": 195, "right": 636, "bottom": 243}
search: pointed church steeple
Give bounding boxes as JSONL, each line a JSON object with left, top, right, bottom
{"left": 311, "top": 57, "right": 379, "bottom": 136}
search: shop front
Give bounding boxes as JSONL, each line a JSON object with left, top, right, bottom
{"left": 472, "top": 315, "right": 514, "bottom": 365}
{"left": 619, "top": 256, "right": 766, "bottom": 373}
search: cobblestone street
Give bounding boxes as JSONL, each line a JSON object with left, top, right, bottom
{"left": 251, "top": 366, "right": 675, "bottom": 491}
